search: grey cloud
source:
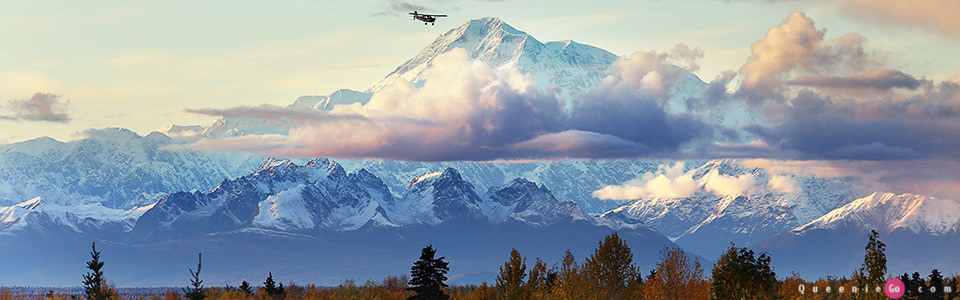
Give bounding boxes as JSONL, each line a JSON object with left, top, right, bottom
{"left": 373, "top": 0, "right": 430, "bottom": 17}
{"left": 2, "top": 93, "right": 71, "bottom": 123}
{"left": 659, "top": 44, "right": 704, "bottom": 72}
{"left": 787, "top": 69, "right": 923, "bottom": 91}
{"left": 685, "top": 70, "right": 737, "bottom": 111}
{"left": 746, "top": 89, "right": 960, "bottom": 160}
{"left": 185, "top": 105, "right": 436, "bottom": 126}
{"left": 178, "top": 48, "right": 716, "bottom": 161}
{"left": 505, "top": 130, "right": 652, "bottom": 159}
{"left": 810, "top": 33, "right": 878, "bottom": 75}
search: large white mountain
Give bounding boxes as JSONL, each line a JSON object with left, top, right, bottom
{"left": 202, "top": 17, "right": 709, "bottom": 140}
{"left": 371, "top": 17, "right": 619, "bottom": 100}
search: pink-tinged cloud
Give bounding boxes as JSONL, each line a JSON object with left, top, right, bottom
{"left": 2, "top": 92, "right": 71, "bottom": 123}
{"left": 835, "top": 0, "right": 960, "bottom": 42}
{"left": 738, "top": 12, "right": 824, "bottom": 102}
{"left": 505, "top": 130, "right": 650, "bottom": 159}
{"left": 179, "top": 47, "right": 713, "bottom": 161}
{"left": 734, "top": 13, "right": 884, "bottom": 102}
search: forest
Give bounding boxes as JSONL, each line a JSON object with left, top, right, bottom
{"left": 1, "top": 231, "right": 958, "bottom": 300}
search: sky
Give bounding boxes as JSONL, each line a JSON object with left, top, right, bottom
{"left": 2, "top": 0, "right": 959, "bottom": 144}
{"left": 3, "top": 0, "right": 960, "bottom": 201}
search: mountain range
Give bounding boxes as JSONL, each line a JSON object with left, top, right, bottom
{"left": 1, "top": 17, "right": 958, "bottom": 286}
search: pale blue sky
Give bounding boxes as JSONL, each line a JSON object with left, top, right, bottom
{"left": 1, "top": 0, "right": 957, "bottom": 143}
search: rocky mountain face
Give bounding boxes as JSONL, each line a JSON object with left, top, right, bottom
{"left": 0, "top": 128, "right": 264, "bottom": 209}
{"left": 0, "top": 157, "right": 685, "bottom": 286}
{"left": 596, "top": 160, "right": 865, "bottom": 257}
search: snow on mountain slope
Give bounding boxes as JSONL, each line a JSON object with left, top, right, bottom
{"left": 340, "top": 159, "right": 659, "bottom": 214}
{"left": 0, "top": 197, "right": 147, "bottom": 236}
{"left": 754, "top": 192, "right": 960, "bottom": 278}
{"left": 0, "top": 128, "right": 264, "bottom": 209}
{"left": 289, "top": 89, "right": 372, "bottom": 110}
{"left": 132, "top": 157, "right": 400, "bottom": 240}
{"left": 389, "top": 168, "right": 486, "bottom": 225}
{"left": 487, "top": 178, "right": 592, "bottom": 226}
{"left": 373, "top": 17, "right": 614, "bottom": 102}
{"left": 598, "top": 160, "right": 864, "bottom": 257}
{"left": 794, "top": 192, "right": 960, "bottom": 235}
{"left": 252, "top": 184, "right": 317, "bottom": 231}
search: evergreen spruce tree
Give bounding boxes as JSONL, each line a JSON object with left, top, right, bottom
{"left": 710, "top": 243, "right": 778, "bottom": 299}
{"left": 238, "top": 280, "right": 253, "bottom": 296}
{"left": 495, "top": 248, "right": 527, "bottom": 299}
{"left": 928, "top": 269, "right": 945, "bottom": 299}
{"left": 263, "top": 272, "right": 282, "bottom": 298}
{"left": 900, "top": 272, "right": 920, "bottom": 299}
{"left": 856, "top": 230, "right": 887, "bottom": 300}
{"left": 911, "top": 272, "right": 924, "bottom": 300}
{"left": 581, "top": 232, "right": 638, "bottom": 299}
{"left": 182, "top": 253, "right": 205, "bottom": 300}
{"left": 82, "top": 242, "right": 110, "bottom": 300}
{"left": 407, "top": 244, "right": 450, "bottom": 300}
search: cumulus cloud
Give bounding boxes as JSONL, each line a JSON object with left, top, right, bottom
{"left": 592, "top": 162, "right": 698, "bottom": 200}
{"left": 2, "top": 92, "right": 71, "bottom": 123}
{"left": 686, "top": 70, "right": 737, "bottom": 111}
{"left": 180, "top": 47, "right": 713, "bottom": 161}
{"left": 568, "top": 49, "right": 713, "bottom": 152}
{"left": 593, "top": 161, "right": 762, "bottom": 200}
{"left": 738, "top": 12, "right": 824, "bottom": 102}
{"left": 702, "top": 169, "right": 757, "bottom": 197}
{"left": 734, "top": 12, "right": 889, "bottom": 102}
{"left": 768, "top": 175, "right": 802, "bottom": 194}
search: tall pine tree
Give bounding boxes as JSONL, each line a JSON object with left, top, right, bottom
{"left": 928, "top": 269, "right": 945, "bottom": 299}
{"left": 407, "top": 244, "right": 450, "bottom": 300}
{"left": 82, "top": 242, "right": 112, "bottom": 300}
{"left": 263, "top": 272, "right": 285, "bottom": 299}
{"left": 238, "top": 281, "right": 253, "bottom": 296}
{"left": 182, "top": 253, "right": 205, "bottom": 300}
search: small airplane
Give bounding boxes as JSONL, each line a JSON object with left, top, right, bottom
{"left": 410, "top": 11, "right": 447, "bottom": 25}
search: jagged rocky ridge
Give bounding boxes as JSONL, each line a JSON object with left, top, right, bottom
{"left": 0, "top": 157, "right": 685, "bottom": 286}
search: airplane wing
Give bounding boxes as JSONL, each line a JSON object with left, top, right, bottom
{"left": 426, "top": 14, "right": 447, "bottom": 17}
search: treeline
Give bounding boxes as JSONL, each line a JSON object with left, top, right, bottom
{"left": 4, "top": 231, "right": 959, "bottom": 299}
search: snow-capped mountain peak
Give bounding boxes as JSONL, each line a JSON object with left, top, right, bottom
{"left": 794, "top": 192, "right": 960, "bottom": 235}
{"left": 370, "top": 17, "right": 619, "bottom": 101}
{"left": 16, "top": 197, "right": 44, "bottom": 210}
